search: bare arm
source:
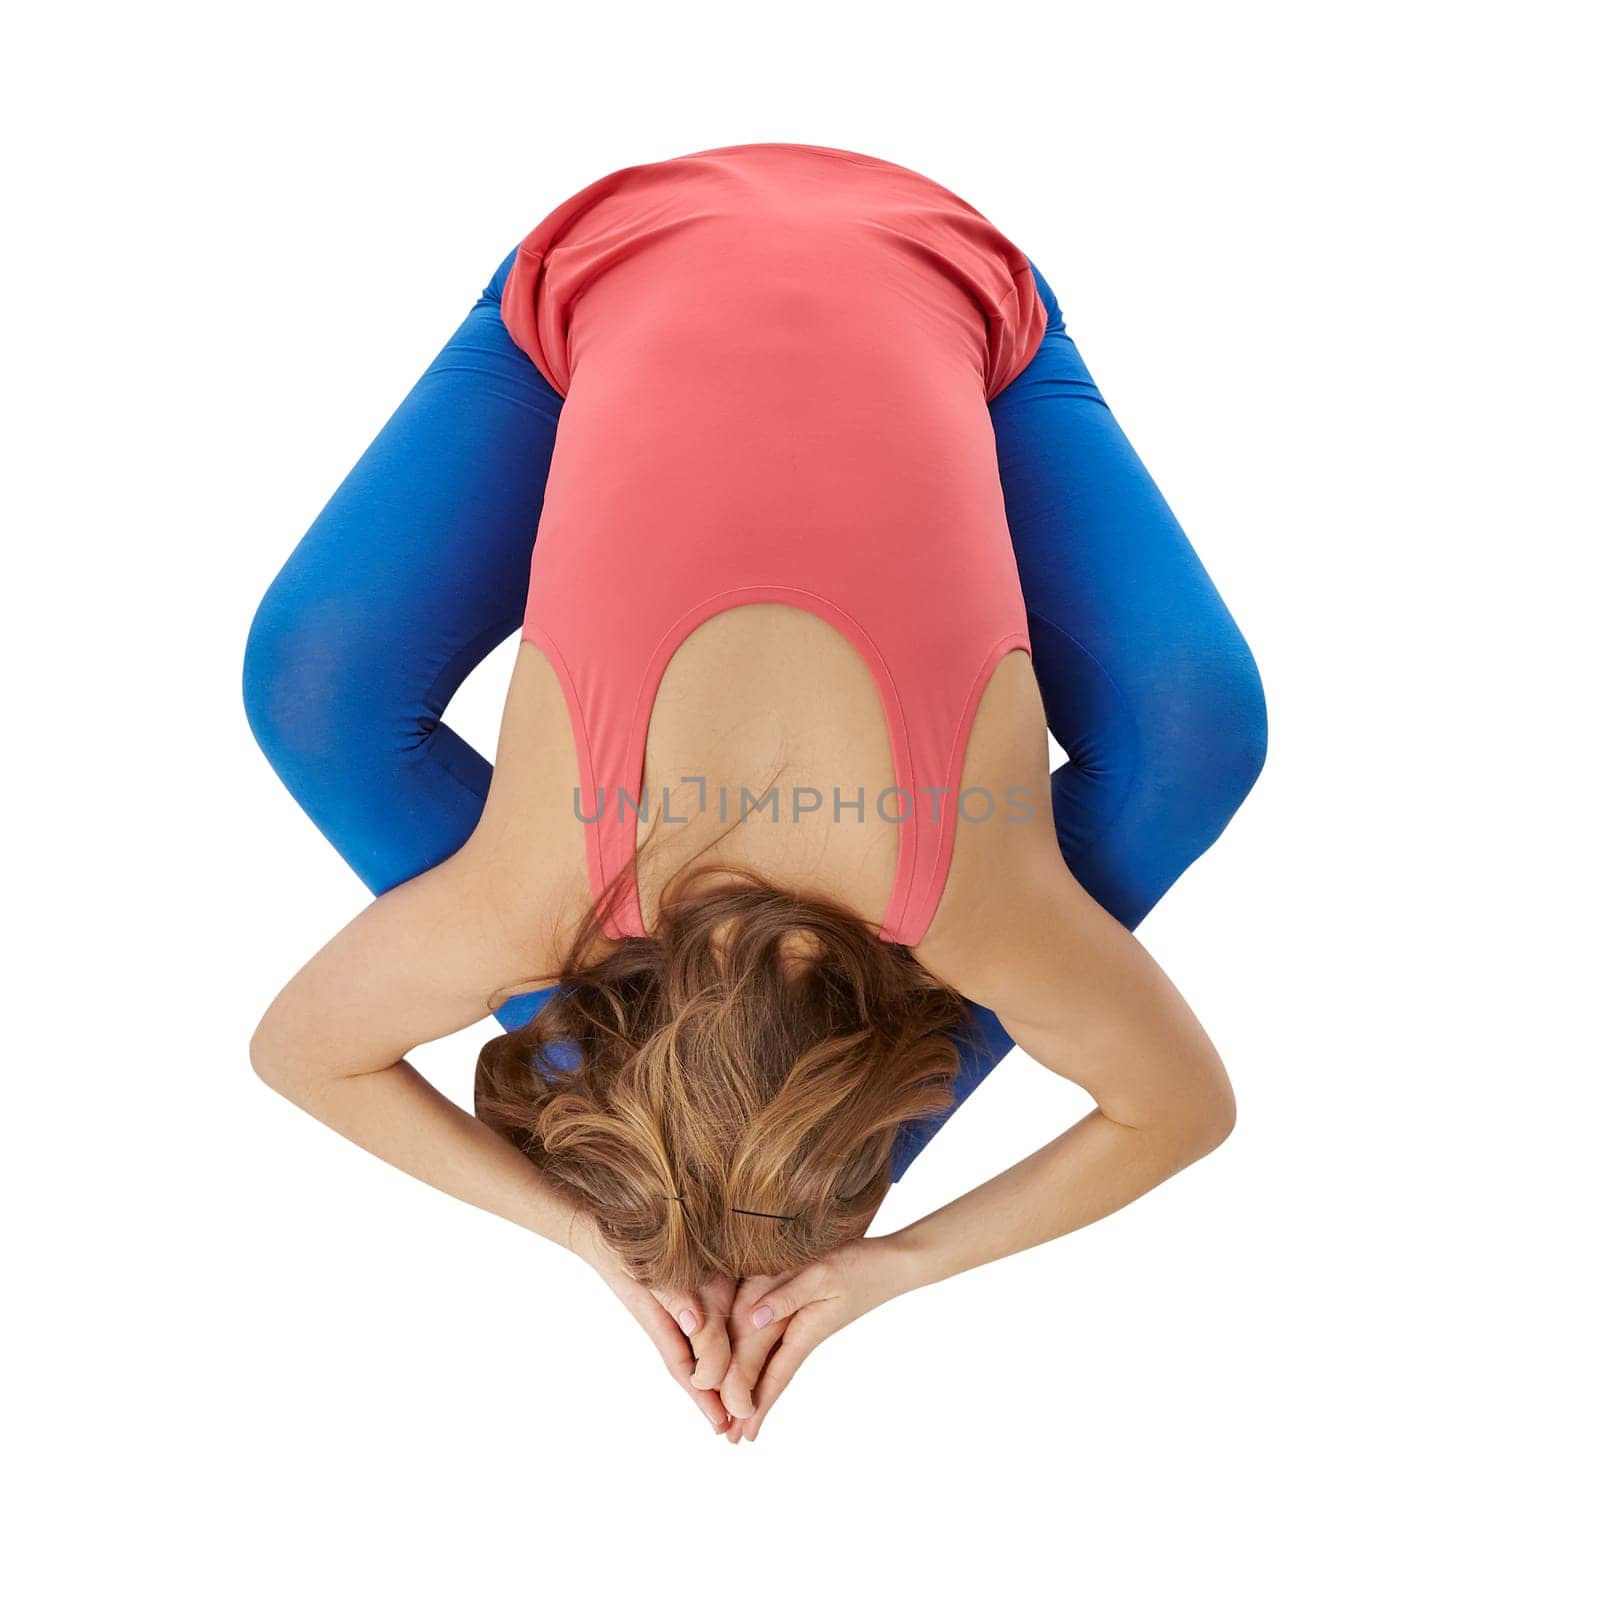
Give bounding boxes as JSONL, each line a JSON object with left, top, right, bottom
{"left": 893, "top": 827, "right": 1237, "bottom": 1292}
{"left": 248, "top": 842, "right": 592, "bottom": 1256}
{"left": 720, "top": 825, "right": 1239, "bottom": 1439}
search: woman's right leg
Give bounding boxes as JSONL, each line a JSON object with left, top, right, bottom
{"left": 242, "top": 245, "right": 564, "bottom": 1028}
{"left": 890, "top": 261, "right": 1268, "bottom": 1178}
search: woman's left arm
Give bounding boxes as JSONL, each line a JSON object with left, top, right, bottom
{"left": 727, "top": 839, "right": 1236, "bottom": 1439}
{"left": 883, "top": 854, "right": 1236, "bottom": 1287}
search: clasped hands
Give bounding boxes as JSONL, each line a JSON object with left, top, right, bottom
{"left": 581, "top": 1228, "right": 917, "bottom": 1443}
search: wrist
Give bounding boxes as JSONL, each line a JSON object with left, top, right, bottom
{"left": 870, "top": 1224, "right": 945, "bottom": 1302}
{"left": 564, "top": 1206, "right": 611, "bottom": 1274}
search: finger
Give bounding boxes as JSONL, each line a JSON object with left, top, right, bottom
{"left": 652, "top": 1286, "right": 737, "bottom": 1389}
{"left": 671, "top": 1342, "right": 732, "bottom": 1434}
{"left": 652, "top": 1286, "right": 704, "bottom": 1341}
{"left": 731, "top": 1269, "right": 791, "bottom": 1314}
{"left": 689, "top": 1380, "right": 732, "bottom": 1434}
{"left": 652, "top": 1286, "right": 733, "bottom": 1391}
{"left": 745, "top": 1317, "right": 826, "bottom": 1442}
{"left": 724, "top": 1271, "right": 800, "bottom": 1420}
{"left": 748, "top": 1264, "right": 832, "bottom": 1330}
{"left": 689, "top": 1309, "right": 733, "bottom": 1392}
{"left": 635, "top": 1294, "right": 729, "bottom": 1435}
{"left": 723, "top": 1322, "right": 797, "bottom": 1439}
{"left": 719, "top": 1357, "right": 757, "bottom": 1420}
{"left": 639, "top": 1305, "right": 695, "bottom": 1382}
{"left": 692, "top": 1273, "right": 739, "bottom": 1390}
{"left": 722, "top": 1314, "right": 783, "bottom": 1419}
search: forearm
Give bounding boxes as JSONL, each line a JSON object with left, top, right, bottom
{"left": 885, "top": 1107, "right": 1227, "bottom": 1293}
{"left": 258, "top": 1057, "right": 591, "bottom": 1256}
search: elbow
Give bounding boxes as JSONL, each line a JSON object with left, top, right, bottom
{"left": 1113, "top": 1073, "right": 1235, "bottom": 1166}
{"left": 249, "top": 1013, "right": 301, "bottom": 1100}
{"left": 249, "top": 1020, "right": 284, "bottom": 1092}
{"left": 1178, "top": 1068, "right": 1237, "bottom": 1161}
{"left": 1196, "top": 1083, "right": 1237, "bottom": 1157}
{"left": 250, "top": 1002, "right": 358, "bottom": 1107}
{"left": 1136, "top": 1055, "right": 1235, "bottom": 1165}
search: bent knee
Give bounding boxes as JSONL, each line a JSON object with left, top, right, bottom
{"left": 1203, "top": 641, "right": 1268, "bottom": 811}
{"left": 242, "top": 583, "right": 407, "bottom": 783}
{"left": 244, "top": 589, "right": 328, "bottom": 773}
{"left": 1125, "top": 635, "right": 1267, "bottom": 862}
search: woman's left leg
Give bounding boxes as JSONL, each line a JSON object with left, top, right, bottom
{"left": 242, "top": 244, "right": 564, "bottom": 1029}
{"left": 889, "top": 259, "right": 1268, "bottom": 1179}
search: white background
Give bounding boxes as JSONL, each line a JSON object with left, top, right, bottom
{"left": 6, "top": 3, "right": 1595, "bottom": 1595}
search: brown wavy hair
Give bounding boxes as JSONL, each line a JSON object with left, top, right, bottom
{"left": 475, "top": 855, "right": 975, "bottom": 1292}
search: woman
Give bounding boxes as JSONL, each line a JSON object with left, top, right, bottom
{"left": 243, "top": 141, "right": 1267, "bottom": 1442}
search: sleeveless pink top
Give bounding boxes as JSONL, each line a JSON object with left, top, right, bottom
{"left": 499, "top": 142, "right": 1047, "bottom": 945}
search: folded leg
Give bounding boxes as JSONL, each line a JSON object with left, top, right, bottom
{"left": 242, "top": 245, "right": 564, "bottom": 1028}
{"left": 890, "top": 260, "right": 1268, "bottom": 1179}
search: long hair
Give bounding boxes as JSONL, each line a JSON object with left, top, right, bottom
{"left": 474, "top": 852, "right": 975, "bottom": 1292}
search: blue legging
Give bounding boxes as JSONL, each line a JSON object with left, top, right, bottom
{"left": 242, "top": 245, "right": 1268, "bottom": 1181}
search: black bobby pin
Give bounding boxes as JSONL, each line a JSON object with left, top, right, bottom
{"left": 666, "top": 1193, "right": 798, "bottom": 1223}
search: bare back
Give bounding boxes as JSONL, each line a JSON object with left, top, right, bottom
{"left": 469, "top": 605, "right": 1057, "bottom": 989}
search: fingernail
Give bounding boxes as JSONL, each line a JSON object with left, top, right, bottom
{"left": 678, "top": 1309, "right": 697, "bottom": 1335}
{"left": 751, "top": 1305, "right": 773, "bottom": 1329}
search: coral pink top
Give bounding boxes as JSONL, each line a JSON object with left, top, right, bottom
{"left": 499, "top": 142, "right": 1047, "bottom": 945}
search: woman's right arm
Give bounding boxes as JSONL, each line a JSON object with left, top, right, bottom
{"left": 249, "top": 842, "right": 738, "bottom": 1430}
{"left": 247, "top": 841, "right": 589, "bottom": 1254}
